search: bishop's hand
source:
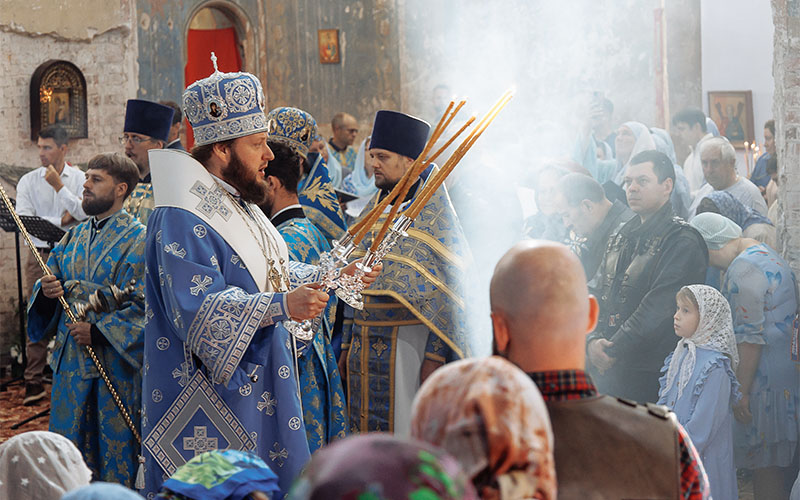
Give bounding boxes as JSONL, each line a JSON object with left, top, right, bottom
{"left": 286, "top": 284, "right": 329, "bottom": 321}
{"left": 341, "top": 261, "right": 383, "bottom": 289}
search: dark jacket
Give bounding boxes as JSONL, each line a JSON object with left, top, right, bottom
{"left": 579, "top": 200, "right": 635, "bottom": 290}
{"left": 591, "top": 202, "right": 707, "bottom": 399}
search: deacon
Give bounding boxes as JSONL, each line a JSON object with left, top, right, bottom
{"left": 121, "top": 99, "right": 174, "bottom": 225}
{"left": 339, "top": 110, "right": 472, "bottom": 435}
{"left": 262, "top": 106, "right": 348, "bottom": 452}
{"left": 27, "top": 153, "right": 146, "bottom": 486}
{"left": 140, "top": 60, "right": 378, "bottom": 496}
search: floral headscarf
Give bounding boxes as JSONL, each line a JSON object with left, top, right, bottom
{"left": 0, "top": 430, "right": 92, "bottom": 500}
{"left": 157, "top": 449, "right": 279, "bottom": 500}
{"left": 410, "top": 356, "right": 556, "bottom": 500}
{"left": 664, "top": 284, "right": 740, "bottom": 399}
{"left": 288, "top": 433, "right": 478, "bottom": 500}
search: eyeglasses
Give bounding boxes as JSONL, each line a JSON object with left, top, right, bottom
{"left": 118, "top": 134, "right": 153, "bottom": 145}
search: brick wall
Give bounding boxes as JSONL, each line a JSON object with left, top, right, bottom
{"left": 771, "top": 0, "right": 800, "bottom": 270}
{"left": 0, "top": 11, "right": 138, "bottom": 367}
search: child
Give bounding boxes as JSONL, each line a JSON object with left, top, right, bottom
{"left": 658, "top": 284, "right": 740, "bottom": 500}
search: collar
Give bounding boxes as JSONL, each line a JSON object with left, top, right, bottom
{"left": 167, "top": 139, "right": 181, "bottom": 148}
{"left": 626, "top": 201, "right": 674, "bottom": 235}
{"left": 528, "top": 369, "right": 598, "bottom": 402}
{"left": 328, "top": 138, "right": 348, "bottom": 152}
{"left": 141, "top": 172, "right": 152, "bottom": 184}
{"left": 38, "top": 162, "right": 72, "bottom": 177}
{"left": 270, "top": 204, "right": 305, "bottom": 227}
{"left": 91, "top": 211, "right": 117, "bottom": 232}
{"left": 210, "top": 173, "right": 240, "bottom": 197}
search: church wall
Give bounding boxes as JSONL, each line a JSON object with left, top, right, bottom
{"left": 770, "top": 0, "right": 800, "bottom": 270}
{"left": 0, "top": 0, "right": 138, "bottom": 367}
{"left": 136, "top": 0, "right": 402, "bottom": 145}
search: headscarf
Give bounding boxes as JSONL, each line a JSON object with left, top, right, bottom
{"left": 613, "top": 121, "right": 657, "bottom": 185}
{"left": 663, "top": 285, "right": 739, "bottom": 399}
{"left": 288, "top": 433, "right": 478, "bottom": 500}
{"left": 341, "top": 137, "right": 379, "bottom": 198}
{"left": 0, "top": 431, "right": 92, "bottom": 500}
{"left": 706, "top": 117, "right": 721, "bottom": 137}
{"left": 651, "top": 127, "right": 692, "bottom": 219}
{"left": 702, "top": 191, "right": 773, "bottom": 230}
{"left": 323, "top": 142, "right": 344, "bottom": 188}
{"left": 410, "top": 356, "right": 556, "bottom": 500}
{"left": 62, "top": 482, "right": 144, "bottom": 500}
{"left": 689, "top": 212, "right": 743, "bottom": 250}
{"left": 157, "top": 449, "right": 279, "bottom": 500}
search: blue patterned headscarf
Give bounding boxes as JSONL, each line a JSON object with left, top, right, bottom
{"left": 158, "top": 450, "right": 279, "bottom": 500}
{"left": 702, "top": 191, "right": 772, "bottom": 230}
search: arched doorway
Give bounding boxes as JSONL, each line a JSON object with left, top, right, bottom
{"left": 184, "top": 2, "right": 256, "bottom": 148}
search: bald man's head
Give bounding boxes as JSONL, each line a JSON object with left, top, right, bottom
{"left": 490, "top": 240, "right": 598, "bottom": 371}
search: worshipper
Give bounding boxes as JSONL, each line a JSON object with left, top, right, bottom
{"left": 489, "top": 240, "right": 710, "bottom": 499}
{"left": 288, "top": 433, "right": 478, "bottom": 500}
{"left": 159, "top": 100, "right": 186, "bottom": 151}
{"left": 589, "top": 95, "right": 617, "bottom": 157}
{"left": 0, "top": 431, "right": 93, "bottom": 500}
{"left": 156, "top": 450, "right": 279, "bottom": 500}
{"left": 658, "top": 285, "right": 740, "bottom": 500}
{"left": 696, "top": 190, "right": 776, "bottom": 247}
{"left": 650, "top": 126, "right": 692, "bottom": 219}
{"left": 259, "top": 106, "right": 348, "bottom": 452}
{"left": 327, "top": 111, "right": 359, "bottom": 173}
{"left": 63, "top": 482, "right": 145, "bottom": 500}
{"left": 690, "top": 212, "right": 800, "bottom": 500}
{"left": 588, "top": 150, "right": 708, "bottom": 402}
{"left": 140, "top": 63, "right": 379, "bottom": 497}
{"left": 523, "top": 163, "right": 573, "bottom": 242}
{"left": 575, "top": 119, "right": 656, "bottom": 187}
{"left": 554, "top": 172, "right": 634, "bottom": 287}
{"left": 689, "top": 137, "right": 768, "bottom": 218}
{"left": 750, "top": 119, "right": 775, "bottom": 190}
{"left": 339, "top": 110, "right": 472, "bottom": 435}
{"left": 121, "top": 98, "right": 174, "bottom": 225}
{"left": 706, "top": 117, "right": 721, "bottom": 137}
{"left": 341, "top": 136, "right": 379, "bottom": 200}
{"left": 17, "top": 124, "right": 87, "bottom": 406}
{"left": 411, "top": 356, "right": 557, "bottom": 500}
{"left": 765, "top": 155, "right": 779, "bottom": 221}
{"left": 26, "top": 153, "right": 145, "bottom": 486}
{"left": 672, "top": 107, "right": 714, "bottom": 196}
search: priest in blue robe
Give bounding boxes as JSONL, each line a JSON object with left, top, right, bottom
{"left": 27, "top": 153, "right": 146, "bottom": 486}
{"left": 261, "top": 106, "right": 348, "bottom": 453}
{"left": 141, "top": 62, "right": 378, "bottom": 497}
{"left": 340, "top": 110, "right": 473, "bottom": 435}
{"left": 120, "top": 99, "right": 174, "bottom": 226}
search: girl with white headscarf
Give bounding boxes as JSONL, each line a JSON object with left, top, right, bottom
{"left": 0, "top": 431, "right": 92, "bottom": 500}
{"left": 658, "top": 284, "right": 740, "bottom": 500}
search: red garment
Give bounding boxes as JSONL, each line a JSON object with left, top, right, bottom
{"left": 530, "top": 369, "right": 711, "bottom": 500}
{"left": 184, "top": 27, "right": 242, "bottom": 148}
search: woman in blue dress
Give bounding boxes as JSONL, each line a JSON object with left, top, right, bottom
{"left": 691, "top": 212, "right": 799, "bottom": 500}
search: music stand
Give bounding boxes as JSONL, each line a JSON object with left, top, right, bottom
{"left": 0, "top": 202, "right": 64, "bottom": 430}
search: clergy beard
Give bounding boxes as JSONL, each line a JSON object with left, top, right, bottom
{"left": 223, "top": 149, "right": 268, "bottom": 204}
{"left": 82, "top": 192, "right": 115, "bottom": 216}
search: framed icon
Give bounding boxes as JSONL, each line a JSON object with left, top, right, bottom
{"left": 708, "top": 90, "right": 754, "bottom": 149}
{"left": 30, "top": 60, "right": 88, "bottom": 140}
{"left": 318, "top": 29, "right": 340, "bottom": 64}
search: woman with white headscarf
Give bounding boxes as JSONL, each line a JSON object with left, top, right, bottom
{"left": 575, "top": 121, "right": 657, "bottom": 187}
{"left": 341, "top": 137, "right": 378, "bottom": 199}
{"left": 690, "top": 212, "right": 800, "bottom": 500}
{"left": 658, "top": 284, "right": 740, "bottom": 500}
{"left": 0, "top": 431, "right": 92, "bottom": 499}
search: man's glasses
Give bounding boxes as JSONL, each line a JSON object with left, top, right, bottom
{"left": 118, "top": 134, "right": 153, "bottom": 145}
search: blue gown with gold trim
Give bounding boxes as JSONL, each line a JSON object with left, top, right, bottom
{"left": 27, "top": 209, "right": 146, "bottom": 486}
{"left": 273, "top": 208, "right": 348, "bottom": 452}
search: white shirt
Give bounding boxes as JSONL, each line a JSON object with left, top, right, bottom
{"left": 688, "top": 176, "right": 769, "bottom": 219}
{"left": 683, "top": 133, "right": 715, "bottom": 196}
{"left": 16, "top": 162, "right": 87, "bottom": 248}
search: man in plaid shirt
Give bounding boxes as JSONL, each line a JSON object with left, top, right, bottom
{"left": 490, "top": 240, "right": 710, "bottom": 499}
